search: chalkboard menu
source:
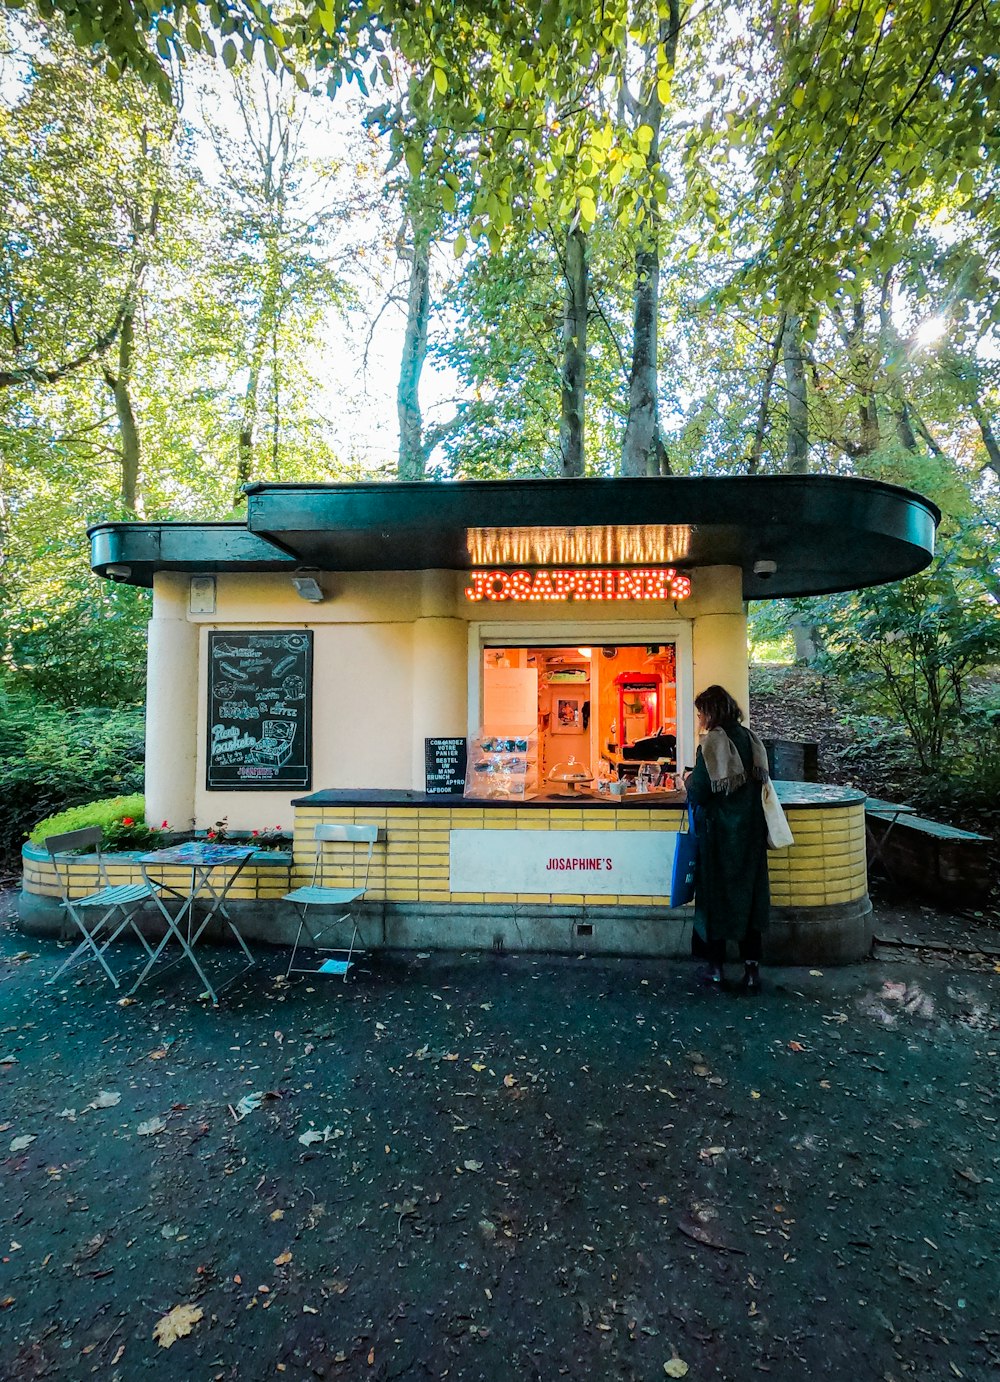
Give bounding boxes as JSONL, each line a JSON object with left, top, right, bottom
{"left": 425, "top": 737, "right": 467, "bottom": 795}
{"left": 207, "top": 631, "right": 313, "bottom": 791}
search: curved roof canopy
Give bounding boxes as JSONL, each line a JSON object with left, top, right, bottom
{"left": 90, "top": 475, "right": 939, "bottom": 600}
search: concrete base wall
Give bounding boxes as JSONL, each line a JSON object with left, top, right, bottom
{"left": 17, "top": 891, "right": 873, "bottom": 967}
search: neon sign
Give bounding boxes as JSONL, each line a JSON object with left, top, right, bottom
{"left": 464, "top": 567, "right": 692, "bottom": 603}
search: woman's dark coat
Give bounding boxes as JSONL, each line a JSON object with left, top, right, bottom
{"left": 685, "top": 720, "right": 770, "bottom": 944}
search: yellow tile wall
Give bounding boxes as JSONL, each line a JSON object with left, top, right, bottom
{"left": 25, "top": 804, "right": 866, "bottom": 912}
{"left": 291, "top": 801, "right": 867, "bottom": 909}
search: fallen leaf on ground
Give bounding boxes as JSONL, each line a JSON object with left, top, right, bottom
{"left": 137, "top": 1117, "right": 167, "bottom": 1137}
{"left": 233, "top": 1093, "right": 263, "bottom": 1120}
{"left": 273, "top": 1251, "right": 292, "bottom": 1266}
{"left": 677, "top": 1213, "right": 745, "bottom": 1254}
{"left": 664, "top": 1362, "right": 690, "bottom": 1378}
{"left": 87, "top": 1091, "right": 121, "bottom": 1110}
{"left": 299, "top": 1126, "right": 333, "bottom": 1147}
{"left": 957, "top": 1167, "right": 983, "bottom": 1184}
{"left": 153, "top": 1303, "right": 203, "bottom": 1348}
{"left": 787, "top": 1042, "right": 806, "bottom": 1053}
{"left": 0, "top": 1055, "right": 16, "bottom": 1065}
{"left": 9, "top": 1135, "right": 35, "bottom": 1152}
{"left": 463, "top": 1160, "right": 483, "bottom": 1172}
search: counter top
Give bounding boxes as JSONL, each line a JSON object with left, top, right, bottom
{"left": 292, "top": 783, "right": 867, "bottom": 810}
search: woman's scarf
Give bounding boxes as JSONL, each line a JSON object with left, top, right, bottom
{"left": 701, "top": 724, "right": 770, "bottom": 795}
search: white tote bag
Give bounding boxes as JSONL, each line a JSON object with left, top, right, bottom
{"left": 762, "top": 779, "right": 794, "bottom": 850}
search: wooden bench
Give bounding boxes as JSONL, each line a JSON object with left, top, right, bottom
{"left": 865, "top": 802, "right": 992, "bottom": 903}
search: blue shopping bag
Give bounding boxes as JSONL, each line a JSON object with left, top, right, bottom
{"left": 670, "top": 805, "right": 698, "bottom": 907}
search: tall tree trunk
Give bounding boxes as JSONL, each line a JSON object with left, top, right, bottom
{"left": 621, "top": 0, "right": 678, "bottom": 478}
{"left": 858, "top": 392, "right": 880, "bottom": 455}
{"left": 237, "top": 236, "right": 282, "bottom": 500}
{"left": 782, "top": 312, "right": 809, "bottom": 473}
{"left": 748, "top": 313, "right": 785, "bottom": 472}
{"left": 238, "top": 331, "right": 266, "bottom": 496}
{"left": 878, "top": 277, "right": 915, "bottom": 453}
{"left": 103, "top": 307, "right": 141, "bottom": 514}
{"left": 559, "top": 222, "right": 587, "bottom": 477}
{"left": 891, "top": 397, "right": 919, "bottom": 451}
{"left": 397, "top": 225, "right": 431, "bottom": 481}
{"left": 623, "top": 245, "right": 668, "bottom": 476}
{"left": 971, "top": 400, "right": 1000, "bottom": 481}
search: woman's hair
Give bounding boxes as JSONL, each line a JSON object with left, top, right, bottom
{"left": 695, "top": 684, "right": 744, "bottom": 730}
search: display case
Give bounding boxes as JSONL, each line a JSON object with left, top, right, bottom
{"left": 464, "top": 726, "right": 539, "bottom": 799}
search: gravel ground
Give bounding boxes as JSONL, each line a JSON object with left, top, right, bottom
{"left": 1, "top": 890, "right": 998, "bottom": 1382}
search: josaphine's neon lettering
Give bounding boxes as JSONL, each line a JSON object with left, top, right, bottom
{"left": 464, "top": 568, "right": 691, "bottom": 602}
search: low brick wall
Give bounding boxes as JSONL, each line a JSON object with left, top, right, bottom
{"left": 18, "top": 791, "right": 872, "bottom": 965}
{"left": 291, "top": 800, "right": 868, "bottom": 911}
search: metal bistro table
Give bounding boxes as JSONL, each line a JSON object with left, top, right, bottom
{"left": 129, "top": 842, "right": 258, "bottom": 1003}
{"left": 864, "top": 797, "right": 917, "bottom": 883}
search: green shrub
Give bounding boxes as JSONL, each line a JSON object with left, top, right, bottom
{"left": 814, "top": 554, "right": 1000, "bottom": 773}
{"left": 0, "top": 685, "right": 145, "bottom": 862}
{"left": 27, "top": 795, "right": 167, "bottom": 851}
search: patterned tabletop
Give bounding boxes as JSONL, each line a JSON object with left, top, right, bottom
{"left": 139, "top": 842, "right": 257, "bottom": 866}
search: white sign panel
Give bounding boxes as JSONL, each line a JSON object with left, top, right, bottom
{"left": 449, "top": 829, "right": 677, "bottom": 896}
{"left": 483, "top": 667, "right": 538, "bottom": 731}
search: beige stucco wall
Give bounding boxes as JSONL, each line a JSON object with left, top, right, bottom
{"left": 145, "top": 564, "right": 749, "bottom": 830}
{"left": 145, "top": 574, "right": 199, "bottom": 830}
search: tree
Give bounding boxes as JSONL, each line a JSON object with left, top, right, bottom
{"left": 816, "top": 549, "right": 1000, "bottom": 773}
{"left": 199, "top": 64, "right": 353, "bottom": 498}
{"left": 0, "top": 21, "right": 181, "bottom": 513}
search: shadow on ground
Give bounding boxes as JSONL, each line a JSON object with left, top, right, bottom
{"left": 1, "top": 891, "right": 998, "bottom": 1381}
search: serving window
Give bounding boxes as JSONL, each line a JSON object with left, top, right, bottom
{"left": 480, "top": 641, "right": 680, "bottom": 792}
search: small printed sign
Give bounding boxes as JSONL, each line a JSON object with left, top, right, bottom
{"left": 449, "top": 829, "right": 677, "bottom": 896}
{"left": 425, "top": 737, "right": 468, "bottom": 795}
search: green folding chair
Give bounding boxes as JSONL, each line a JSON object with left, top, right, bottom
{"left": 284, "top": 824, "right": 380, "bottom": 981}
{"left": 44, "top": 826, "right": 157, "bottom": 990}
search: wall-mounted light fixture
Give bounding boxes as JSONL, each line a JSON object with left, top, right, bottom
{"left": 105, "top": 564, "right": 132, "bottom": 579}
{"left": 189, "top": 575, "right": 216, "bottom": 614}
{"left": 292, "top": 574, "right": 325, "bottom": 603}
{"left": 753, "top": 559, "right": 777, "bottom": 580}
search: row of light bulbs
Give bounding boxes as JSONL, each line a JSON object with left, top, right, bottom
{"left": 464, "top": 567, "right": 692, "bottom": 603}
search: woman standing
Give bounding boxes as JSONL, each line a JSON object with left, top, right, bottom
{"left": 684, "top": 685, "right": 770, "bottom": 993}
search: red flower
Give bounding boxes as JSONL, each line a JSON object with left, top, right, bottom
{"left": 161, "top": 820, "right": 169, "bottom": 828}
{"left": 121, "top": 817, "right": 135, "bottom": 826}
{"left": 252, "top": 830, "right": 259, "bottom": 837}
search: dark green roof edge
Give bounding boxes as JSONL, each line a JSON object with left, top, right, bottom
{"left": 90, "top": 475, "right": 940, "bottom": 600}
{"left": 88, "top": 521, "right": 295, "bottom": 588}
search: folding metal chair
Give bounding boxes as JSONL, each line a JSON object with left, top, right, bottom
{"left": 284, "top": 824, "right": 380, "bottom": 981}
{"left": 44, "top": 826, "right": 157, "bottom": 990}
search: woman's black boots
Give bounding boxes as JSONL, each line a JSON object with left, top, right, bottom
{"left": 738, "top": 961, "right": 761, "bottom": 995}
